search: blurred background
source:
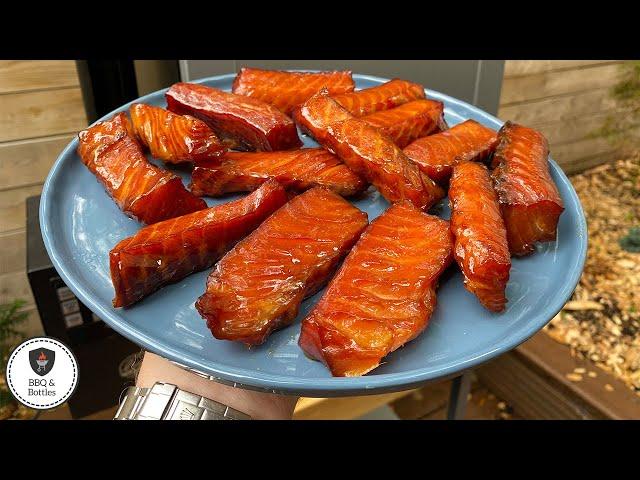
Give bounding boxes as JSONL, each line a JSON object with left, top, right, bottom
{"left": 1, "top": 60, "right": 638, "bottom": 420}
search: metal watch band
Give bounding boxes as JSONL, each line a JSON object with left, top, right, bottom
{"left": 114, "top": 382, "right": 252, "bottom": 420}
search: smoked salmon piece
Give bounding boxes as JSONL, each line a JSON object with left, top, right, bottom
{"left": 196, "top": 187, "right": 368, "bottom": 346}
{"left": 449, "top": 162, "right": 511, "bottom": 312}
{"left": 129, "top": 103, "right": 226, "bottom": 164}
{"left": 294, "top": 89, "right": 445, "bottom": 210}
{"left": 330, "top": 78, "right": 426, "bottom": 117}
{"left": 165, "top": 83, "right": 302, "bottom": 152}
{"left": 190, "top": 148, "right": 367, "bottom": 197}
{"left": 491, "top": 122, "right": 564, "bottom": 256}
{"left": 77, "top": 112, "right": 206, "bottom": 225}
{"left": 404, "top": 119, "right": 498, "bottom": 184}
{"left": 232, "top": 68, "right": 355, "bottom": 116}
{"left": 110, "top": 180, "right": 288, "bottom": 308}
{"left": 299, "top": 202, "right": 454, "bottom": 377}
{"left": 361, "top": 99, "right": 446, "bottom": 148}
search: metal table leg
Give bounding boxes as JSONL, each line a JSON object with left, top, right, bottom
{"left": 447, "top": 371, "right": 472, "bottom": 420}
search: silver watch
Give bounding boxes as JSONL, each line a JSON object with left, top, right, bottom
{"left": 114, "top": 382, "right": 252, "bottom": 420}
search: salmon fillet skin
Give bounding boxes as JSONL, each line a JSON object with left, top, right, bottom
{"left": 190, "top": 148, "right": 367, "bottom": 198}
{"left": 165, "top": 83, "right": 302, "bottom": 152}
{"left": 403, "top": 119, "right": 498, "bottom": 184}
{"left": 491, "top": 122, "right": 564, "bottom": 256}
{"left": 110, "top": 179, "right": 288, "bottom": 308}
{"left": 294, "top": 89, "right": 445, "bottom": 210}
{"left": 449, "top": 162, "right": 511, "bottom": 312}
{"left": 129, "top": 103, "right": 226, "bottom": 164}
{"left": 299, "top": 201, "right": 454, "bottom": 377}
{"left": 330, "top": 78, "right": 426, "bottom": 117}
{"left": 232, "top": 68, "right": 355, "bottom": 116}
{"left": 361, "top": 99, "right": 445, "bottom": 148}
{"left": 196, "top": 187, "right": 369, "bottom": 346}
{"left": 77, "top": 112, "right": 207, "bottom": 225}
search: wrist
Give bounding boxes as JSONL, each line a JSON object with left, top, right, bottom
{"left": 135, "top": 352, "right": 298, "bottom": 420}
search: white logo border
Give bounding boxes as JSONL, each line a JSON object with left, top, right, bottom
{"left": 5, "top": 336, "right": 79, "bottom": 410}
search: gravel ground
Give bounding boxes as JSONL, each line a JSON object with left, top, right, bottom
{"left": 545, "top": 157, "right": 640, "bottom": 395}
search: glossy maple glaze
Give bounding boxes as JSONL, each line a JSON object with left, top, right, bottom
{"left": 196, "top": 187, "right": 368, "bottom": 346}
{"left": 491, "top": 122, "right": 564, "bottom": 256}
{"left": 299, "top": 202, "right": 453, "bottom": 377}
{"left": 294, "top": 90, "right": 445, "bottom": 210}
{"left": 404, "top": 119, "right": 498, "bottom": 184}
{"left": 361, "top": 99, "right": 445, "bottom": 148}
{"left": 449, "top": 162, "right": 511, "bottom": 312}
{"left": 190, "top": 148, "right": 367, "bottom": 197}
{"left": 232, "top": 68, "right": 355, "bottom": 116}
{"left": 165, "top": 83, "right": 302, "bottom": 152}
{"left": 110, "top": 180, "right": 288, "bottom": 308}
{"left": 77, "top": 112, "right": 206, "bottom": 225}
{"left": 129, "top": 103, "right": 226, "bottom": 164}
{"left": 330, "top": 78, "right": 425, "bottom": 117}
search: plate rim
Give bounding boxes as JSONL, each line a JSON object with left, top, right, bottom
{"left": 39, "top": 72, "right": 588, "bottom": 396}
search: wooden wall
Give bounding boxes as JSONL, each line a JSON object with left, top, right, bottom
{"left": 498, "top": 60, "right": 626, "bottom": 174}
{"left": 0, "top": 61, "right": 87, "bottom": 335}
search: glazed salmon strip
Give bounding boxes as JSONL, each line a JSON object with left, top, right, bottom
{"left": 165, "top": 83, "right": 302, "bottom": 152}
{"left": 232, "top": 67, "right": 355, "bottom": 116}
{"left": 295, "top": 89, "right": 445, "bottom": 210}
{"left": 196, "top": 187, "right": 368, "bottom": 346}
{"left": 449, "top": 162, "right": 511, "bottom": 312}
{"left": 403, "top": 119, "right": 498, "bottom": 184}
{"left": 361, "top": 99, "right": 446, "bottom": 148}
{"left": 330, "top": 78, "right": 426, "bottom": 117}
{"left": 190, "top": 148, "right": 367, "bottom": 198}
{"left": 77, "top": 112, "right": 206, "bottom": 225}
{"left": 129, "top": 103, "right": 226, "bottom": 164}
{"left": 110, "top": 180, "right": 288, "bottom": 308}
{"left": 491, "top": 122, "right": 564, "bottom": 256}
{"left": 299, "top": 202, "right": 454, "bottom": 377}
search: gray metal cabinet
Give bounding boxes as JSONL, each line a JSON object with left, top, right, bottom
{"left": 178, "top": 60, "right": 504, "bottom": 115}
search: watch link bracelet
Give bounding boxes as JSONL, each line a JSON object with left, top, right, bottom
{"left": 114, "top": 382, "right": 252, "bottom": 420}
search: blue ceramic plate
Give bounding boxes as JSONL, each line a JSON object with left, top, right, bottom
{"left": 40, "top": 73, "right": 587, "bottom": 396}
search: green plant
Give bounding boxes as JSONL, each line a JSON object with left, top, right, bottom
{"left": 0, "top": 299, "right": 28, "bottom": 410}
{"left": 593, "top": 61, "right": 640, "bottom": 152}
{"left": 620, "top": 227, "right": 640, "bottom": 253}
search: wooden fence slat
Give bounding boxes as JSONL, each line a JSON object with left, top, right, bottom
{"left": 0, "top": 184, "right": 43, "bottom": 232}
{"left": 500, "top": 63, "right": 623, "bottom": 105}
{"left": 498, "top": 88, "right": 618, "bottom": 126}
{"left": 503, "top": 60, "right": 618, "bottom": 78}
{"left": 0, "top": 61, "right": 79, "bottom": 95}
{"left": 0, "top": 88, "right": 86, "bottom": 143}
{"left": 0, "top": 134, "right": 73, "bottom": 191}
{"left": 0, "top": 230, "right": 25, "bottom": 275}
{"left": 529, "top": 109, "right": 619, "bottom": 146}
{"left": 0, "top": 270, "right": 35, "bottom": 306}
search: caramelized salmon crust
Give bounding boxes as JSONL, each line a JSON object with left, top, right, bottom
{"left": 232, "top": 68, "right": 355, "bottom": 115}
{"left": 449, "top": 162, "right": 511, "bottom": 312}
{"left": 190, "top": 148, "right": 367, "bottom": 197}
{"left": 294, "top": 89, "right": 444, "bottom": 211}
{"left": 491, "top": 121, "right": 564, "bottom": 256}
{"left": 403, "top": 119, "right": 498, "bottom": 184}
{"left": 299, "top": 201, "right": 454, "bottom": 377}
{"left": 330, "top": 78, "right": 426, "bottom": 117}
{"left": 77, "top": 112, "right": 206, "bottom": 225}
{"left": 129, "top": 103, "right": 226, "bottom": 164}
{"left": 196, "top": 186, "right": 369, "bottom": 346}
{"left": 165, "top": 82, "right": 302, "bottom": 152}
{"left": 110, "top": 180, "right": 288, "bottom": 308}
{"left": 361, "top": 99, "right": 445, "bottom": 148}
